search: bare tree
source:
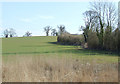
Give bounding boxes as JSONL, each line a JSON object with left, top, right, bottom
{"left": 57, "top": 25, "right": 66, "bottom": 35}
{"left": 91, "top": 1, "right": 116, "bottom": 28}
{"left": 3, "top": 29, "right": 9, "bottom": 38}
{"left": 44, "top": 26, "right": 51, "bottom": 36}
{"left": 9, "top": 28, "right": 16, "bottom": 37}
{"left": 83, "top": 10, "right": 98, "bottom": 30}
{"left": 51, "top": 29, "right": 57, "bottom": 36}
{"left": 82, "top": 10, "right": 98, "bottom": 42}
{"left": 118, "top": 1, "right": 120, "bottom": 29}
{"left": 24, "top": 31, "right": 32, "bottom": 37}
{"left": 89, "top": 1, "right": 116, "bottom": 47}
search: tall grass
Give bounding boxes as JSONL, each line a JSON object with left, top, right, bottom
{"left": 2, "top": 54, "right": 118, "bottom": 82}
{"left": 0, "top": 38, "right": 2, "bottom": 83}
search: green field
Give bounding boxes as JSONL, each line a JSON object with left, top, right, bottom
{"left": 2, "top": 36, "right": 118, "bottom": 82}
{"left": 2, "top": 36, "right": 118, "bottom": 63}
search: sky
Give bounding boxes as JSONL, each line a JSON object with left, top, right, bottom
{"left": 0, "top": 1, "right": 119, "bottom": 37}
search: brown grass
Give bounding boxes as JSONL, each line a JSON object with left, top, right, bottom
{"left": 0, "top": 54, "right": 2, "bottom": 83}
{"left": 2, "top": 54, "right": 118, "bottom": 82}
{"left": 0, "top": 61, "right": 2, "bottom": 83}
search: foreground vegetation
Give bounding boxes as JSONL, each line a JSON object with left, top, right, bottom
{"left": 3, "top": 54, "right": 118, "bottom": 82}
{"left": 2, "top": 36, "right": 118, "bottom": 82}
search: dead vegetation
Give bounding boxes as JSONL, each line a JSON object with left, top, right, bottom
{"left": 2, "top": 54, "right": 118, "bottom": 82}
{"left": 0, "top": 60, "right": 2, "bottom": 83}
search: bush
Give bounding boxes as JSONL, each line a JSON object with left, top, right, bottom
{"left": 103, "top": 28, "right": 120, "bottom": 51}
{"left": 118, "top": 29, "right": 120, "bottom": 52}
{"left": 87, "top": 30, "right": 99, "bottom": 49}
{"left": 86, "top": 28, "right": 120, "bottom": 52}
{"left": 57, "top": 33, "right": 84, "bottom": 46}
{"left": 113, "top": 28, "right": 120, "bottom": 52}
{"left": 103, "top": 28, "right": 112, "bottom": 50}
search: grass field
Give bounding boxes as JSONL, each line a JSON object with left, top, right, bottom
{"left": 2, "top": 36, "right": 118, "bottom": 82}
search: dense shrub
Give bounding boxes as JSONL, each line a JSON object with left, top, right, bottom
{"left": 114, "top": 28, "right": 120, "bottom": 52}
{"left": 86, "top": 28, "right": 120, "bottom": 52}
{"left": 87, "top": 30, "right": 99, "bottom": 49}
{"left": 118, "top": 29, "right": 120, "bottom": 52}
{"left": 57, "top": 28, "right": 120, "bottom": 52}
{"left": 103, "top": 28, "right": 119, "bottom": 51}
{"left": 103, "top": 28, "right": 112, "bottom": 50}
{"left": 57, "top": 33, "right": 84, "bottom": 45}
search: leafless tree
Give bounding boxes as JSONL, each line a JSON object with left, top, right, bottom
{"left": 3, "top": 29, "right": 9, "bottom": 38}
{"left": 88, "top": 1, "right": 116, "bottom": 47}
{"left": 83, "top": 10, "right": 98, "bottom": 30}
{"left": 57, "top": 25, "right": 66, "bottom": 35}
{"left": 118, "top": 1, "right": 120, "bottom": 29}
{"left": 51, "top": 28, "right": 57, "bottom": 36}
{"left": 9, "top": 28, "right": 16, "bottom": 37}
{"left": 90, "top": 1, "right": 117, "bottom": 31}
{"left": 81, "top": 10, "right": 99, "bottom": 42}
{"left": 24, "top": 31, "right": 32, "bottom": 37}
{"left": 44, "top": 26, "right": 51, "bottom": 36}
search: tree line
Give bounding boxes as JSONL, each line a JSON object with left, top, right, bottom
{"left": 2, "top": 25, "right": 68, "bottom": 38}
{"left": 44, "top": 25, "right": 70, "bottom": 36}
{"left": 81, "top": 1, "right": 120, "bottom": 52}
{"left": 2, "top": 28, "right": 32, "bottom": 38}
{"left": 57, "top": 1, "right": 120, "bottom": 52}
{"left": 3, "top": 28, "right": 16, "bottom": 38}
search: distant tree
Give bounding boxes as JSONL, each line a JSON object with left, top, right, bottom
{"left": 51, "top": 29, "right": 57, "bottom": 36}
{"left": 9, "top": 28, "right": 16, "bottom": 37}
{"left": 57, "top": 25, "right": 66, "bottom": 35}
{"left": 55, "top": 32, "right": 58, "bottom": 36}
{"left": 44, "top": 26, "right": 51, "bottom": 36}
{"left": 3, "top": 29, "right": 9, "bottom": 38}
{"left": 24, "top": 31, "right": 32, "bottom": 37}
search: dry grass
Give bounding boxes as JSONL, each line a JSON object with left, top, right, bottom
{"left": 2, "top": 54, "right": 118, "bottom": 82}
{"left": 0, "top": 60, "right": 2, "bottom": 83}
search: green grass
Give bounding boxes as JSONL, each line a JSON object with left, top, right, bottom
{"left": 2, "top": 36, "right": 118, "bottom": 63}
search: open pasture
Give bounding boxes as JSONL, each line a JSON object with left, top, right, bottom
{"left": 2, "top": 36, "right": 118, "bottom": 82}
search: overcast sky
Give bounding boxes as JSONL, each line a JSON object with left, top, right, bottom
{"left": 0, "top": 1, "right": 118, "bottom": 37}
